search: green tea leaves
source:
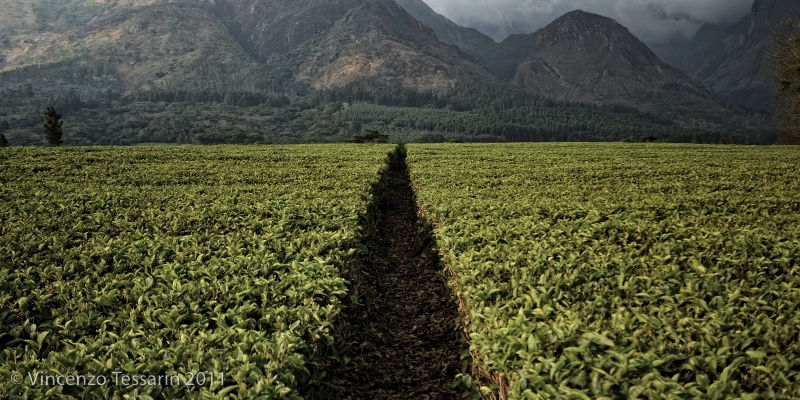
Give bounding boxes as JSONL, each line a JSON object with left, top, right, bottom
{"left": 0, "top": 145, "right": 390, "bottom": 398}
{"left": 408, "top": 143, "right": 800, "bottom": 399}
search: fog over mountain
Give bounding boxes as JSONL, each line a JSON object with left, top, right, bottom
{"left": 421, "top": 0, "right": 753, "bottom": 44}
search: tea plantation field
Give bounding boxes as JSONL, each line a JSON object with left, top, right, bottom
{"left": 408, "top": 143, "right": 800, "bottom": 399}
{"left": 1, "top": 143, "right": 798, "bottom": 399}
{"left": 0, "top": 145, "right": 391, "bottom": 399}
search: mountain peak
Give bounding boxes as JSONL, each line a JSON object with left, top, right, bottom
{"left": 538, "top": 9, "right": 634, "bottom": 42}
{"left": 511, "top": 9, "right": 718, "bottom": 117}
{"left": 558, "top": 9, "right": 617, "bottom": 23}
{"left": 528, "top": 10, "right": 655, "bottom": 65}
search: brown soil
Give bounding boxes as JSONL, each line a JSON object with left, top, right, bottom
{"left": 308, "top": 147, "right": 471, "bottom": 400}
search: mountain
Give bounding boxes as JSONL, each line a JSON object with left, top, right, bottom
{"left": 393, "top": 0, "right": 502, "bottom": 72}
{"left": 0, "top": 0, "right": 491, "bottom": 93}
{"left": 650, "top": 24, "right": 731, "bottom": 76}
{"left": 680, "top": 23, "right": 733, "bottom": 76}
{"left": 1, "top": 2, "right": 269, "bottom": 93}
{"left": 393, "top": 2, "right": 723, "bottom": 120}
{"left": 508, "top": 10, "right": 720, "bottom": 119}
{"left": 393, "top": 0, "right": 543, "bottom": 82}
{"left": 0, "top": 0, "right": 508, "bottom": 145}
{"left": 392, "top": 0, "right": 496, "bottom": 53}
{"left": 690, "top": 0, "right": 800, "bottom": 111}
{"left": 0, "top": 0, "right": 768, "bottom": 145}
{"left": 214, "top": 0, "right": 495, "bottom": 90}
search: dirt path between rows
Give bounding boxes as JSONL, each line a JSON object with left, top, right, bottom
{"left": 309, "top": 147, "right": 471, "bottom": 399}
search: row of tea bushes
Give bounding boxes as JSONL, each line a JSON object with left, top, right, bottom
{"left": 409, "top": 143, "right": 800, "bottom": 399}
{"left": 0, "top": 145, "right": 391, "bottom": 399}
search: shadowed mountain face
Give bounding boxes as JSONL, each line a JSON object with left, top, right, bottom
{"left": 692, "top": 0, "right": 800, "bottom": 111}
{"left": 652, "top": 0, "right": 800, "bottom": 111}
{"left": 393, "top": 0, "right": 532, "bottom": 81}
{"left": 394, "top": 1, "right": 726, "bottom": 119}
{"left": 395, "top": 0, "right": 797, "bottom": 115}
{"left": 650, "top": 23, "right": 733, "bottom": 80}
{"left": 509, "top": 11, "right": 719, "bottom": 117}
{"left": 393, "top": 0, "right": 499, "bottom": 67}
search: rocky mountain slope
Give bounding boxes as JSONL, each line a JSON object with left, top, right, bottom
{"left": 651, "top": 0, "right": 800, "bottom": 111}
{"left": 395, "top": 2, "right": 725, "bottom": 119}
{"left": 692, "top": 0, "right": 800, "bottom": 111}
{"left": 0, "top": 0, "right": 492, "bottom": 94}
{"left": 0, "top": 0, "right": 767, "bottom": 145}
{"left": 393, "top": 0, "right": 498, "bottom": 68}
{"left": 509, "top": 11, "right": 720, "bottom": 118}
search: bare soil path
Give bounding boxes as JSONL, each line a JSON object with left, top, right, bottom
{"left": 310, "top": 147, "right": 471, "bottom": 400}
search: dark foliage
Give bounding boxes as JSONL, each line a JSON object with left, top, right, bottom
{"left": 0, "top": 60, "right": 774, "bottom": 145}
{"left": 350, "top": 129, "right": 389, "bottom": 143}
{"left": 772, "top": 17, "right": 800, "bottom": 144}
{"left": 43, "top": 106, "right": 64, "bottom": 146}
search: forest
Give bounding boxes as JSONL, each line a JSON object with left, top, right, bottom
{"left": 0, "top": 63, "right": 773, "bottom": 146}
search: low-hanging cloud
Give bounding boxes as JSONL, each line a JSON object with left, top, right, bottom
{"left": 421, "top": 0, "right": 754, "bottom": 44}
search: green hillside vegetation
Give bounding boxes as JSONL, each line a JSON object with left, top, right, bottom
{"left": 0, "top": 75, "right": 771, "bottom": 145}
{"left": 409, "top": 143, "right": 800, "bottom": 399}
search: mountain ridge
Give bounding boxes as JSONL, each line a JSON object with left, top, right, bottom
{"left": 509, "top": 10, "right": 722, "bottom": 119}
{"left": 0, "top": 0, "right": 773, "bottom": 145}
{"left": 649, "top": 0, "right": 800, "bottom": 111}
{"left": 1, "top": 0, "right": 494, "bottom": 92}
{"left": 394, "top": 2, "right": 726, "bottom": 119}
{"left": 694, "top": 0, "right": 800, "bottom": 110}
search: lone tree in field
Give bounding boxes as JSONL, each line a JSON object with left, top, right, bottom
{"left": 43, "top": 106, "right": 64, "bottom": 146}
{"left": 771, "top": 17, "right": 800, "bottom": 144}
{"left": 350, "top": 129, "right": 389, "bottom": 143}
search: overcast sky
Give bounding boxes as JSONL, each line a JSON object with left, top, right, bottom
{"left": 421, "top": 0, "right": 754, "bottom": 44}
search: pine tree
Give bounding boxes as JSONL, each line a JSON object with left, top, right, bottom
{"left": 43, "top": 106, "right": 64, "bottom": 146}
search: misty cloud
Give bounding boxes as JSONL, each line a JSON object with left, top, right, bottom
{"left": 421, "top": 0, "right": 754, "bottom": 44}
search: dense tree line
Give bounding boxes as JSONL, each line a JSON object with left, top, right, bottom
{"left": 0, "top": 57, "right": 776, "bottom": 145}
{"left": 340, "top": 103, "right": 771, "bottom": 144}
{"left": 130, "top": 89, "right": 292, "bottom": 108}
